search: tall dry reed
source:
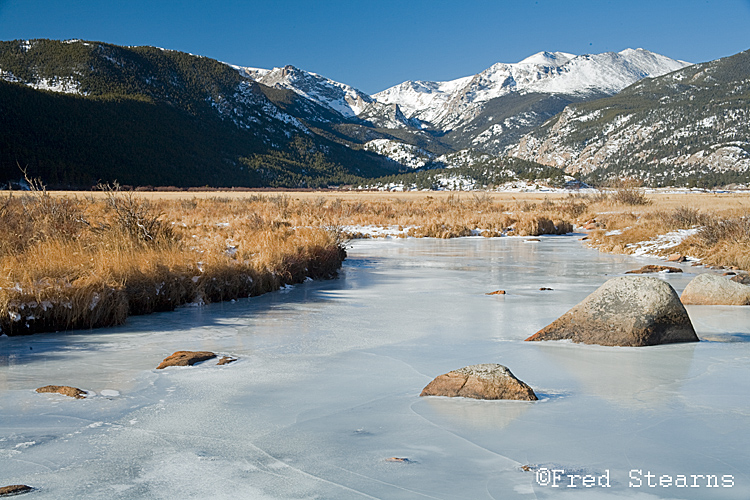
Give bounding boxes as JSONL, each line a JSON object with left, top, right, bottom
{"left": 0, "top": 187, "right": 346, "bottom": 336}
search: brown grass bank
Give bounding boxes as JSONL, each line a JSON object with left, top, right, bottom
{"left": 5, "top": 186, "right": 746, "bottom": 336}
{"left": 0, "top": 188, "right": 582, "bottom": 335}
{"left": 551, "top": 189, "right": 750, "bottom": 270}
{"left": 0, "top": 188, "right": 346, "bottom": 336}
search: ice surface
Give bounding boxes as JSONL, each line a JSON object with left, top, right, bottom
{"left": 1, "top": 237, "right": 748, "bottom": 499}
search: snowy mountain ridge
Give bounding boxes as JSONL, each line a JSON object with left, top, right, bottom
{"left": 507, "top": 48, "right": 750, "bottom": 186}
{"left": 11, "top": 38, "right": 745, "bottom": 189}
{"left": 373, "top": 48, "right": 690, "bottom": 129}
{"left": 233, "top": 48, "right": 691, "bottom": 163}
{"left": 234, "top": 64, "right": 373, "bottom": 118}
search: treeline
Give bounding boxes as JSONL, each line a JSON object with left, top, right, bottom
{"left": 0, "top": 39, "right": 243, "bottom": 112}
{"left": 0, "top": 39, "right": 398, "bottom": 188}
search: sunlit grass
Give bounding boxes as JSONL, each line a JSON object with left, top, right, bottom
{"left": 2, "top": 185, "right": 748, "bottom": 335}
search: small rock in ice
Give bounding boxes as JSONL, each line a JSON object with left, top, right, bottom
{"left": 156, "top": 351, "right": 216, "bottom": 369}
{"left": 36, "top": 385, "right": 87, "bottom": 399}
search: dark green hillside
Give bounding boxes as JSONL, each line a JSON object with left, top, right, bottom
{"left": 0, "top": 79, "right": 261, "bottom": 187}
{"left": 0, "top": 39, "right": 243, "bottom": 110}
{"left": 0, "top": 39, "right": 397, "bottom": 188}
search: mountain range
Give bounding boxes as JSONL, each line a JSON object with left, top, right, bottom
{"left": 239, "top": 49, "right": 690, "bottom": 157}
{"left": 1, "top": 38, "right": 747, "bottom": 189}
{"left": 508, "top": 49, "right": 750, "bottom": 187}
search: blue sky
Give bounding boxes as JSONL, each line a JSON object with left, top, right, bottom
{"left": 1, "top": 0, "right": 749, "bottom": 94}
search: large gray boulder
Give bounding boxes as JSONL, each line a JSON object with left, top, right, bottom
{"left": 681, "top": 273, "right": 750, "bottom": 305}
{"left": 420, "top": 364, "right": 538, "bottom": 401}
{"left": 525, "top": 276, "right": 698, "bottom": 347}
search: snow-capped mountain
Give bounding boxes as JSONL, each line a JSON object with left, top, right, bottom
{"left": 9, "top": 38, "right": 745, "bottom": 189}
{"left": 0, "top": 39, "right": 399, "bottom": 188}
{"left": 233, "top": 48, "right": 691, "bottom": 163}
{"left": 374, "top": 49, "right": 690, "bottom": 131}
{"left": 235, "top": 63, "right": 419, "bottom": 129}
{"left": 508, "top": 49, "right": 750, "bottom": 186}
{"left": 235, "top": 64, "right": 373, "bottom": 118}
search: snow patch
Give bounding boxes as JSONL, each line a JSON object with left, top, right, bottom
{"left": 627, "top": 228, "right": 699, "bottom": 256}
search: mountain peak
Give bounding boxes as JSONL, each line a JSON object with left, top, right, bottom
{"left": 237, "top": 64, "right": 372, "bottom": 117}
{"left": 374, "top": 48, "right": 692, "bottom": 130}
{"left": 518, "top": 51, "right": 576, "bottom": 67}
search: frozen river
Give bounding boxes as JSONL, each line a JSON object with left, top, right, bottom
{"left": 1, "top": 236, "right": 749, "bottom": 499}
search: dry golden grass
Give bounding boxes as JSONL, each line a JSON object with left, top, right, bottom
{"left": 3, "top": 186, "right": 748, "bottom": 335}
{"left": 0, "top": 189, "right": 346, "bottom": 335}
{"left": 573, "top": 191, "right": 750, "bottom": 269}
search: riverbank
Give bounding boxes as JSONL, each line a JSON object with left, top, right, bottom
{"left": 2, "top": 187, "right": 748, "bottom": 335}
{"left": 0, "top": 188, "right": 346, "bottom": 336}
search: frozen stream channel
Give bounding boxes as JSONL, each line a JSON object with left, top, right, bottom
{"left": 1, "top": 236, "right": 749, "bottom": 499}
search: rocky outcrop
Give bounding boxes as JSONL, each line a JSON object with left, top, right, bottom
{"left": 626, "top": 265, "right": 682, "bottom": 274}
{"left": 420, "top": 364, "right": 537, "bottom": 401}
{"left": 156, "top": 351, "right": 217, "bottom": 369}
{"left": 35, "top": 385, "right": 86, "bottom": 399}
{"left": 486, "top": 290, "right": 506, "bottom": 295}
{"left": 217, "top": 356, "right": 237, "bottom": 366}
{"left": 680, "top": 273, "right": 750, "bottom": 305}
{"left": 526, "top": 276, "right": 698, "bottom": 346}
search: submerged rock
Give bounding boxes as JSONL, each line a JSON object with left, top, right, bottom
{"left": 730, "top": 274, "right": 750, "bottom": 286}
{"left": 217, "top": 356, "right": 237, "bottom": 366}
{"left": 626, "top": 265, "right": 682, "bottom": 274}
{"left": 681, "top": 273, "right": 750, "bottom": 305}
{"left": 156, "top": 351, "right": 216, "bottom": 369}
{"left": 0, "top": 485, "right": 33, "bottom": 497}
{"left": 35, "top": 385, "right": 86, "bottom": 399}
{"left": 486, "top": 290, "right": 506, "bottom": 295}
{"left": 420, "top": 364, "right": 537, "bottom": 401}
{"left": 526, "top": 276, "right": 698, "bottom": 347}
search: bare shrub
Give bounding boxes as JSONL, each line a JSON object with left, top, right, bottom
{"left": 556, "top": 195, "right": 589, "bottom": 218}
{"left": 590, "top": 190, "right": 611, "bottom": 204}
{"left": 666, "top": 206, "right": 710, "bottom": 229}
{"left": 695, "top": 216, "right": 750, "bottom": 247}
{"left": 18, "top": 170, "right": 85, "bottom": 243}
{"left": 472, "top": 192, "right": 494, "bottom": 209}
{"left": 609, "top": 178, "right": 651, "bottom": 206}
{"left": 612, "top": 187, "right": 650, "bottom": 206}
{"left": 98, "top": 182, "right": 174, "bottom": 243}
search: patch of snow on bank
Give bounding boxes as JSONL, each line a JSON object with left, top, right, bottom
{"left": 627, "top": 228, "right": 699, "bottom": 257}
{"left": 340, "top": 225, "right": 412, "bottom": 238}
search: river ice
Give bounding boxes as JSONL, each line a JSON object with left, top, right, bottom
{"left": 1, "top": 236, "right": 748, "bottom": 499}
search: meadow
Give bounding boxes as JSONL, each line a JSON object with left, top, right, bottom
{"left": 1, "top": 184, "right": 748, "bottom": 335}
